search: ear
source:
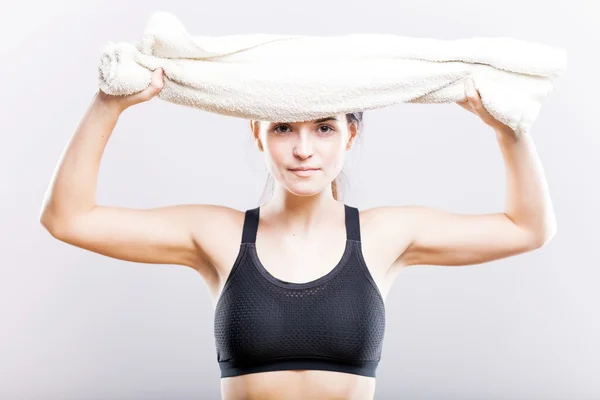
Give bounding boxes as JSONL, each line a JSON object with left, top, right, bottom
{"left": 346, "top": 122, "right": 358, "bottom": 150}
{"left": 250, "top": 120, "right": 264, "bottom": 152}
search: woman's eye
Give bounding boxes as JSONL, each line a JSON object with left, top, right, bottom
{"left": 274, "top": 125, "right": 290, "bottom": 133}
{"left": 319, "top": 125, "right": 334, "bottom": 134}
{"left": 273, "top": 125, "right": 334, "bottom": 134}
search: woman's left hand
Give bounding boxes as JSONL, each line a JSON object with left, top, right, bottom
{"left": 456, "top": 78, "right": 518, "bottom": 139}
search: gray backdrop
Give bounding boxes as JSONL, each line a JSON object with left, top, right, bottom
{"left": 2, "top": 0, "right": 598, "bottom": 399}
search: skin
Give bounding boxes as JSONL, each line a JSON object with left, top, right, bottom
{"left": 40, "top": 69, "right": 557, "bottom": 400}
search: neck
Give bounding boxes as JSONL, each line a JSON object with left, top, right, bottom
{"left": 262, "top": 185, "right": 342, "bottom": 236}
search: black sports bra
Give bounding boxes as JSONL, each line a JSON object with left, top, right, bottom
{"left": 213, "top": 204, "right": 386, "bottom": 378}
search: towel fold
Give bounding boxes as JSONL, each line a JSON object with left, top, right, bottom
{"left": 98, "top": 11, "right": 567, "bottom": 135}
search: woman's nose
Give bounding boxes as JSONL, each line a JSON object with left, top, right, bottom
{"left": 293, "top": 133, "right": 314, "bottom": 159}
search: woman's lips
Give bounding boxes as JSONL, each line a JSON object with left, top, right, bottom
{"left": 289, "top": 168, "right": 319, "bottom": 177}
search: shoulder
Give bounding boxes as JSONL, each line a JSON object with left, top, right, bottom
{"left": 184, "top": 204, "right": 246, "bottom": 235}
{"left": 356, "top": 205, "right": 419, "bottom": 272}
{"left": 358, "top": 205, "right": 420, "bottom": 233}
{"left": 185, "top": 204, "right": 246, "bottom": 274}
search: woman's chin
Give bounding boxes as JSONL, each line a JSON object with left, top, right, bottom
{"left": 285, "top": 182, "right": 327, "bottom": 197}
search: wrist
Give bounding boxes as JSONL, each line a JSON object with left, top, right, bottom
{"left": 495, "top": 127, "right": 520, "bottom": 143}
{"left": 94, "top": 90, "right": 127, "bottom": 115}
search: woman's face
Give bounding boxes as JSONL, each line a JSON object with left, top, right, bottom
{"left": 252, "top": 114, "right": 357, "bottom": 197}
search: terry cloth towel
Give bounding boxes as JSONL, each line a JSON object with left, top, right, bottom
{"left": 98, "top": 11, "right": 567, "bottom": 136}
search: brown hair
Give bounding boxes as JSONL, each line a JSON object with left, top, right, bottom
{"left": 254, "top": 112, "right": 364, "bottom": 204}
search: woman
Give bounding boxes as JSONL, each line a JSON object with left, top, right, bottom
{"left": 40, "top": 68, "right": 557, "bottom": 400}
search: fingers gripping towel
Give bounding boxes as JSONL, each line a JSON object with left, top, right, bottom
{"left": 98, "top": 11, "right": 567, "bottom": 135}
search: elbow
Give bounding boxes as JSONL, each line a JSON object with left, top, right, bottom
{"left": 40, "top": 212, "right": 59, "bottom": 237}
{"left": 40, "top": 211, "right": 71, "bottom": 240}
{"left": 531, "top": 225, "right": 557, "bottom": 249}
{"left": 39, "top": 210, "right": 53, "bottom": 232}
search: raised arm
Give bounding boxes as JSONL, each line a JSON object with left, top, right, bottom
{"left": 39, "top": 70, "right": 239, "bottom": 278}
{"left": 367, "top": 129, "right": 557, "bottom": 268}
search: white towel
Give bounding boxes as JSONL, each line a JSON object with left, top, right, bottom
{"left": 98, "top": 11, "right": 567, "bottom": 136}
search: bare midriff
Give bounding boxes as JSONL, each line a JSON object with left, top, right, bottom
{"left": 220, "top": 369, "right": 376, "bottom": 400}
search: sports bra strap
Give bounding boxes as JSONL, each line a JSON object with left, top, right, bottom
{"left": 241, "top": 207, "right": 260, "bottom": 244}
{"left": 344, "top": 205, "right": 361, "bottom": 242}
{"left": 241, "top": 204, "right": 361, "bottom": 244}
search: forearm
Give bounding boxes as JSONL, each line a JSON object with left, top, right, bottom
{"left": 496, "top": 129, "right": 557, "bottom": 241}
{"left": 40, "top": 92, "right": 123, "bottom": 225}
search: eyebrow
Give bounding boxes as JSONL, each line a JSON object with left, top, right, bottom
{"left": 270, "top": 117, "right": 338, "bottom": 126}
{"left": 313, "top": 117, "right": 338, "bottom": 123}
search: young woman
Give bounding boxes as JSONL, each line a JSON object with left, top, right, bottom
{"left": 40, "top": 68, "right": 557, "bottom": 400}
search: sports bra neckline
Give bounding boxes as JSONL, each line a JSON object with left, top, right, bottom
{"left": 241, "top": 204, "right": 361, "bottom": 289}
{"left": 247, "top": 240, "right": 354, "bottom": 289}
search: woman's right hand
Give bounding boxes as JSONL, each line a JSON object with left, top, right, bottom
{"left": 98, "top": 68, "right": 165, "bottom": 112}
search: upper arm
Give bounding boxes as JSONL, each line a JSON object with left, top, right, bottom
{"left": 372, "top": 205, "right": 553, "bottom": 268}
{"left": 40, "top": 204, "right": 242, "bottom": 272}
